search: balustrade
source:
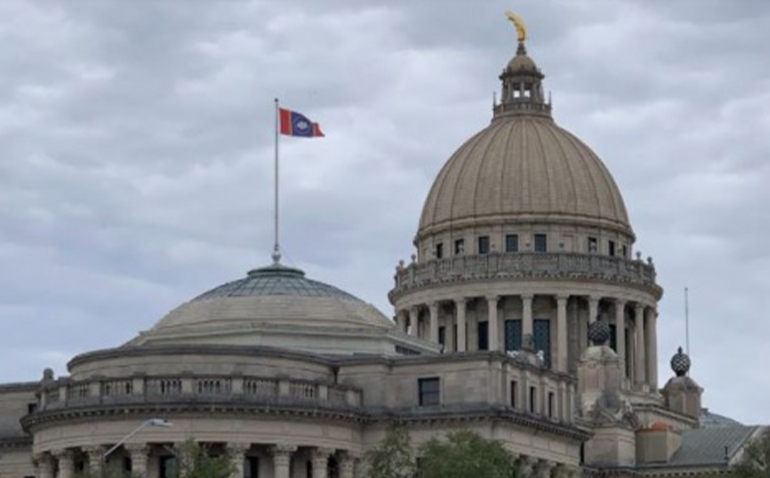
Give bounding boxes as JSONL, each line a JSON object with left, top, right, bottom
{"left": 35, "top": 375, "right": 359, "bottom": 412}
{"left": 391, "top": 252, "right": 658, "bottom": 298}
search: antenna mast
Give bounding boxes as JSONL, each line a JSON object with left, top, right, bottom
{"left": 684, "top": 287, "right": 690, "bottom": 355}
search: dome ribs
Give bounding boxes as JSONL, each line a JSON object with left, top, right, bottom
{"left": 541, "top": 120, "right": 579, "bottom": 216}
{"left": 529, "top": 119, "right": 558, "bottom": 215}
{"left": 448, "top": 122, "right": 502, "bottom": 225}
{"left": 472, "top": 121, "right": 510, "bottom": 220}
{"left": 499, "top": 119, "right": 521, "bottom": 216}
{"left": 424, "top": 129, "right": 487, "bottom": 230}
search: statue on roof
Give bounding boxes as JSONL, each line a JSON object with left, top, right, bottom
{"left": 505, "top": 10, "right": 527, "bottom": 43}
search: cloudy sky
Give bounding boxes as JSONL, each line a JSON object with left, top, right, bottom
{"left": 1, "top": 0, "right": 769, "bottom": 424}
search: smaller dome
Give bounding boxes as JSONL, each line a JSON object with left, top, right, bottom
{"left": 507, "top": 51, "right": 539, "bottom": 72}
{"left": 588, "top": 320, "right": 611, "bottom": 346}
{"left": 671, "top": 347, "right": 691, "bottom": 376}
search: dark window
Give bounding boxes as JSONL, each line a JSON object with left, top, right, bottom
{"left": 478, "top": 236, "right": 490, "bottom": 254}
{"left": 510, "top": 380, "right": 518, "bottom": 408}
{"left": 328, "top": 456, "right": 339, "bottom": 478}
{"left": 534, "top": 234, "right": 547, "bottom": 252}
{"left": 124, "top": 457, "right": 133, "bottom": 473}
{"left": 438, "top": 326, "right": 446, "bottom": 348}
{"left": 588, "top": 237, "right": 598, "bottom": 253}
{"left": 609, "top": 240, "right": 616, "bottom": 257}
{"left": 505, "top": 234, "right": 519, "bottom": 252}
{"left": 419, "top": 378, "right": 440, "bottom": 406}
{"left": 454, "top": 239, "right": 465, "bottom": 255}
{"left": 27, "top": 403, "right": 37, "bottom": 414}
{"left": 160, "top": 457, "right": 177, "bottom": 478}
{"left": 435, "top": 242, "right": 443, "bottom": 259}
{"left": 306, "top": 460, "right": 312, "bottom": 478}
{"left": 529, "top": 386, "right": 537, "bottom": 413}
{"left": 548, "top": 392, "right": 555, "bottom": 418}
{"left": 533, "top": 319, "right": 551, "bottom": 367}
{"left": 504, "top": 319, "right": 522, "bottom": 352}
{"left": 246, "top": 457, "right": 259, "bottom": 478}
{"left": 622, "top": 245, "right": 628, "bottom": 258}
{"left": 477, "top": 321, "right": 489, "bottom": 350}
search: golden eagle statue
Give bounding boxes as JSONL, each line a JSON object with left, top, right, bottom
{"left": 504, "top": 10, "right": 527, "bottom": 43}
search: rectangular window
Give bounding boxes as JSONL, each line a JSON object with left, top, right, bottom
{"left": 504, "top": 319, "right": 522, "bottom": 352}
{"left": 609, "top": 240, "right": 616, "bottom": 257}
{"left": 27, "top": 403, "right": 37, "bottom": 414}
{"left": 609, "top": 324, "right": 617, "bottom": 352}
{"left": 510, "top": 380, "right": 518, "bottom": 408}
{"left": 534, "top": 234, "right": 547, "bottom": 253}
{"left": 533, "top": 319, "right": 551, "bottom": 367}
{"left": 548, "top": 392, "right": 555, "bottom": 418}
{"left": 436, "top": 242, "right": 443, "bottom": 259}
{"left": 588, "top": 237, "right": 598, "bottom": 253}
{"left": 454, "top": 239, "right": 465, "bottom": 255}
{"left": 478, "top": 236, "right": 490, "bottom": 254}
{"left": 438, "top": 326, "right": 446, "bottom": 348}
{"left": 505, "top": 234, "right": 519, "bottom": 252}
{"left": 477, "top": 321, "right": 489, "bottom": 350}
{"left": 622, "top": 245, "right": 628, "bottom": 258}
{"left": 419, "top": 378, "right": 440, "bottom": 406}
{"left": 529, "top": 386, "right": 537, "bottom": 413}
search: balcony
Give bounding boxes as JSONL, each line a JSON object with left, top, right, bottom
{"left": 390, "top": 252, "right": 660, "bottom": 300}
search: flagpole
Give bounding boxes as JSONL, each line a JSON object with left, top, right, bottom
{"left": 272, "top": 98, "right": 281, "bottom": 265}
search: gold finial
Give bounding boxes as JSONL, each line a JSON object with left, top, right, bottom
{"left": 504, "top": 10, "right": 527, "bottom": 43}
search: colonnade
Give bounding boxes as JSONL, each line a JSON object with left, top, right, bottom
{"left": 396, "top": 293, "right": 658, "bottom": 391}
{"left": 34, "top": 443, "right": 359, "bottom": 478}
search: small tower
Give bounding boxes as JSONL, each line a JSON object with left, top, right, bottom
{"left": 661, "top": 347, "right": 703, "bottom": 419}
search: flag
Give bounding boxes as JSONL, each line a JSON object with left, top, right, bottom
{"left": 278, "top": 108, "right": 324, "bottom": 138}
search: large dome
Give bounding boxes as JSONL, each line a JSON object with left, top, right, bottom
{"left": 419, "top": 116, "right": 631, "bottom": 236}
{"left": 126, "top": 263, "right": 440, "bottom": 355}
{"left": 418, "top": 44, "right": 632, "bottom": 240}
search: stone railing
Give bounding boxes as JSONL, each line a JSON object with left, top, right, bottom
{"left": 36, "top": 375, "right": 362, "bottom": 412}
{"left": 390, "top": 252, "right": 659, "bottom": 299}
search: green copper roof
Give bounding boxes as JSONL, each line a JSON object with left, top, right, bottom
{"left": 192, "top": 264, "right": 361, "bottom": 302}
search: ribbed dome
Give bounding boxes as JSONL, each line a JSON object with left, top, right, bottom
{"left": 136, "top": 264, "right": 394, "bottom": 343}
{"left": 418, "top": 115, "right": 631, "bottom": 237}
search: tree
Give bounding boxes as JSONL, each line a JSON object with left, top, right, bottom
{"left": 364, "top": 423, "right": 417, "bottom": 478}
{"left": 364, "top": 425, "right": 519, "bottom": 478}
{"left": 173, "top": 440, "right": 235, "bottom": 478}
{"left": 416, "top": 430, "right": 519, "bottom": 478}
{"left": 731, "top": 432, "right": 770, "bottom": 478}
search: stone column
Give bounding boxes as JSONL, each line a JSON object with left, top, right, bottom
{"left": 588, "top": 295, "right": 600, "bottom": 323}
{"left": 338, "top": 452, "right": 358, "bottom": 478}
{"left": 615, "top": 300, "right": 627, "bottom": 376}
{"left": 429, "top": 302, "right": 439, "bottom": 344}
{"left": 36, "top": 453, "right": 54, "bottom": 478}
{"left": 395, "top": 311, "right": 405, "bottom": 333}
{"left": 521, "top": 294, "right": 534, "bottom": 339}
{"left": 534, "top": 460, "right": 553, "bottom": 478}
{"left": 646, "top": 307, "right": 659, "bottom": 390}
{"left": 227, "top": 443, "right": 250, "bottom": 478}
{"left": 634, "top": 304, "right": 646, "bottom": 386}
{"left": 52, "top": 449, "right": 75, "bottom": 478}
{"left": 487, "top": 296, "right": 499, "bottom": 351}
{"left": 83, "top": 446, "right": 106, "bottom": 476}
{"left": 456, "top": 298, "right": 467, "bottom": 352}
{"left": 556, "top": 295, "right": 569, "bottom": 372}
{"left": 516, "top": 455, "right": 533, "bottom": 478}
{"left": 408, "top": 307, "right": 418, "bottom": 337}
{"left": 126, "top": 443, "right": 150, "bottom": 478}
{"left": 270, "top": 445, "right": 297, "bottom": 478}
{"left": 311, "top": 448, "right": 334, "bottom": 478}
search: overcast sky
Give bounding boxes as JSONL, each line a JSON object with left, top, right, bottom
{"left": 0, "top": 0, "right": 768, "bottom": 424}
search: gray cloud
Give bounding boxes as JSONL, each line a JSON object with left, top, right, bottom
{"left": 0, "top": 0, "right": 768, "bottom": 424}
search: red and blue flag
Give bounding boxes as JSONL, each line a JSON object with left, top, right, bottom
{"left": 279, "top": 108, "right": 324, "bottom": 138}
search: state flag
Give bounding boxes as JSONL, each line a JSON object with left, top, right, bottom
{"left": 279, "top": 108, "right": 324, "bottom": 138}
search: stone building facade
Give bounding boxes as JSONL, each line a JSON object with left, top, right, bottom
{"left": 0, "top": 17, "right": 764, "bottom": 478}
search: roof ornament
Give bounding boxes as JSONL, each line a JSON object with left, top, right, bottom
{"left": 670, "top": 346, "right": 691, "bottom": 377}
{"left": 504, "top": 10, "right": 527, "bottom": 44}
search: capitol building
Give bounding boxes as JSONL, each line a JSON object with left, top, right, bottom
{"left": 0, "top": 18, "right": 763, "bottom": 478}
